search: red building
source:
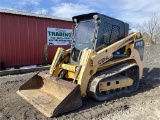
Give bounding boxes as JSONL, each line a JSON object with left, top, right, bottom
{"left": 0, "top": 9, "right": 73, "bottom": 68}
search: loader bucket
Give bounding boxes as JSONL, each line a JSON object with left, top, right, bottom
{"left": 16, "top": 72, "right": 82, "bottom": 117}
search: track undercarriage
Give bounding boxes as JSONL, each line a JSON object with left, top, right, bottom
{"left": 87, "top": 63, "right": 139, "bottom": 101}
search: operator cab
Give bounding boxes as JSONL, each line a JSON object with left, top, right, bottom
{"left": 71, "top": 13, "right": 129, "bottom": 63}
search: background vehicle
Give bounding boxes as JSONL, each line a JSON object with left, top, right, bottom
{"left": 17, "top": 13, "right": 144, "bottom": 117}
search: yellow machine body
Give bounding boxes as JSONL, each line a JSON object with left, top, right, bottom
{"left": 17, "top": 13, "right": 144, "bottom": 117}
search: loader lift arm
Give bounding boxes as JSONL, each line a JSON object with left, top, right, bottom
{"left": 91, "top": 32, "right": 140, "bottom": 66}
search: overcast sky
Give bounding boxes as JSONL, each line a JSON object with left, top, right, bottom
{"left": 0, "top": 0, "right": 160, "bottom": 30}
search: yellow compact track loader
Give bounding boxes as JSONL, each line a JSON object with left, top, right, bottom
{"left": 17, "top": 13, "right": 144, "bottom": 117}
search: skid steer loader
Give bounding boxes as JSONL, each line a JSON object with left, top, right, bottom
{"left": 17, "top": 13, "right": 144, "bottom": 117}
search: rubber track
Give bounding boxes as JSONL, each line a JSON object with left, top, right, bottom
{"left": 87, "top": 62, "right": 138, "bottom": 101}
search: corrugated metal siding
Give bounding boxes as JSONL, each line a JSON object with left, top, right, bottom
{"left": 0, "top": 13, "right": 73, "bottom": 67}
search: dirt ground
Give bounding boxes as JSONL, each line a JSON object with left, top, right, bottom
{"left": 0, "top": 45, "right": 160, "bottom": 120}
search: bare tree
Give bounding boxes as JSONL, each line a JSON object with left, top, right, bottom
{"left": 23, "top": 0, "right": 35, "bottom": 12}
{"left": 11, "top": 0, "right": 35, "bottom": 13}
{"left": 11, "top": 2, "right": 22, "bottom": 11}
{"left": 11, "top": 0, "right": 50, "bottom": 16}
{"left": 154, "top": 26, "right": 160, "bottom": 44}
{"left": 36, "top": 8, "right": 50, "bottom": 15}
{"left": 142, "top": 32, "right": 151, "bottom": 46}
{"left": 137, "top": 14, "right": 160, "bottom": 45}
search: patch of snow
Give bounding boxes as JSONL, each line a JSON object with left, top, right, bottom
{"left": 6, "top": 67, "right": 15, "bottom": 70}
{"left": 5, "top": 64, "right": 50, "bottom": 70}
{"left": 20, "top": 65, "right": 37, "bottom": 69}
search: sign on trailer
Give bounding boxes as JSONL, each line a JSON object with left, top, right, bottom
{"left": 47, "top": 28, "right": 72, "bottom": 45}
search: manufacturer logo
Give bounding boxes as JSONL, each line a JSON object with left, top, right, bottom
{"left": 98, "top": 56, "right": 109, "bottom": 65}
{"left": 135, "top": 41, "right": 143, "bottom": 47}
